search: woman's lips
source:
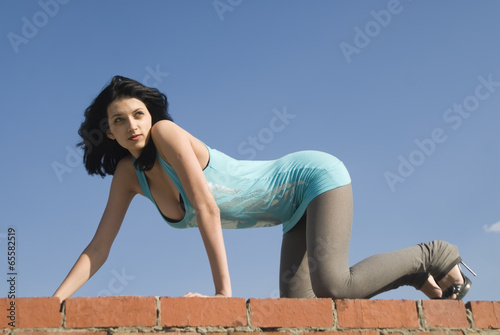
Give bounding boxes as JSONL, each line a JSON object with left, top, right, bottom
{"left": 129, "top": 134, "right": 141, "bottom": 141}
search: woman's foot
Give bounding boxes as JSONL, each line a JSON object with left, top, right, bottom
{"left": 420, "top": 275, "right": 442, "bottom": 299}
{"left": 437, "top": 264, "right": 471, "bottom": 300}
{"left": 422, "top": 264, "right": 471, "bottom": 300}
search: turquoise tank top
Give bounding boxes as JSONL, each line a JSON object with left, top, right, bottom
{"left": 133, "top": 145, "right": 351, "bottom": 235}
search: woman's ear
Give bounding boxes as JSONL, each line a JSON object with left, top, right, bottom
{"left": 106, "top": 131, "right": 116, "bottom": 140}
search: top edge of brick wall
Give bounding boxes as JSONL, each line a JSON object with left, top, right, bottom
{"left": 1, "top": 297, "right": 499, "bottom": 330}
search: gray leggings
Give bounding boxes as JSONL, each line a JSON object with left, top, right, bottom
{"left": 279, "top": 184, "right": 462, "bottom": 299}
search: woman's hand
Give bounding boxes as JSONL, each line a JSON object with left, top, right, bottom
{"left": 152, "top": 122, "right": 232, "bottom": 299}
{"left": 183, "top": 292, "right": 230, "bottom": 298}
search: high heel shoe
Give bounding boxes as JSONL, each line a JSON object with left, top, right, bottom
{"left": 441, "top": 261, "right": 476, "bottom": 300}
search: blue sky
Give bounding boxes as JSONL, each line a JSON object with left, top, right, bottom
{"left": 1, "top": 1, "right": 499, "bottom": 301}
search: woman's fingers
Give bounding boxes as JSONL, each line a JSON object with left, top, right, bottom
{"left": 183, "top": 292, "right": 208, "bottom": 298}
{"left": 183, "top": 292, "right": 229, "bottom": 298}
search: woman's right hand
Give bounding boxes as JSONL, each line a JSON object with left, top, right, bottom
{"left": 183, "top": 291, "right": 231, "bottom": 298}
{"left": 52, "top": 157, "right": 136, "bottom": 303}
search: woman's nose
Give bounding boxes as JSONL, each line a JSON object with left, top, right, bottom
{"left": 128, "top": 117, "right": 138, "bottom": 130}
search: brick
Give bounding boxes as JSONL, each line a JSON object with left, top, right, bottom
{"left": 336, "top": 299, "right": 419, "bottom": 329}
{"left": 249, "top": 298, "right": 333, "bottom": 328}
{"left": 65, "top": 296, "right": 157, "bottom": 328}
{"left": 302, "top": 332, "right": 379, "bottom": 335}
{"left": 468, "top": 301, "right": 500, "bottom": 329}
{"left": 17, "top": 333, "right": 107, "bottom": 335}
{"left": 114, "top": 333, "right": 199, "bottom": 335}
{"left": 0, "top": 297, "right": 62, "bottom": 329}
{"left": 160, "top": 297, "right": 247, "bottom": 327}
{"left": 422, "top": 300, "right": 469, "bottom": 328}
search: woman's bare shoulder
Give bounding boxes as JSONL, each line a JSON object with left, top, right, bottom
{"left": 151, "top": 120, "right": 185, "bottom": 139}
{"left": 151, "top": 120, "right": 209, "bottom": 168}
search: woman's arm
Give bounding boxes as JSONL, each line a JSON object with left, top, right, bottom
{"left": 52, "top": 158, "right": 136, "bottom": 302}
{"left": 151, "top": 121, "right": 232, "bottom": 297}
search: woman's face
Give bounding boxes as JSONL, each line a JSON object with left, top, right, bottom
{"left": 106, "top": 97, "right": 153, "bottom": 158}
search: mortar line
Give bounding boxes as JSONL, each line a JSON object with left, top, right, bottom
{"left": 156, "top": 296, "right": 161, "bottom": 328}
{"left": 332, "top": 299, "right": 339, "bottom": 330}
{"left": 61, "top": 300, "right": 66, "bottom": 329}
{"left": 416, "top": 300, "right": 426, "bottom": 330}
{"left": 465, "top": 302, "right": 476, "bottom": 329}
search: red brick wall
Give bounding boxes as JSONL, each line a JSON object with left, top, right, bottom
{"left": 1, "top": 297, "right": 499, "bottom": 334}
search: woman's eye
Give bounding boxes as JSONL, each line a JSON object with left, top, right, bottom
{"left": 114, "top": 117, "right": 122, "bottom": 123}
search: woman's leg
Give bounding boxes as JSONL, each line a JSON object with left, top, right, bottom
{"left": 279, "top": 195, "right": 429, "bottom": 298}
{"left": 305, "top": 184, "right": 462, "bottom": 299}
{"left": 279, "top": 214, "right": 316, "bottom": 298}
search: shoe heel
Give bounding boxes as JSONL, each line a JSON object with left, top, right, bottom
{"left": 460, "top": 261, "right": 477, "bottom": 277}
{"left": 442, "top": 262, "right": 474, "bottom": 300}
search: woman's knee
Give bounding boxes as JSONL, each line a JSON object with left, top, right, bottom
{"left": 309, "top": 271, "right": 352, "bottom": 299}
{"left": 311, "top": 281, "right": 350, "bottom": 299}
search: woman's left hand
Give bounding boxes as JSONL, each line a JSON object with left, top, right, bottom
{"left": 183, "top": 292, "right": 229, "bottom": 298}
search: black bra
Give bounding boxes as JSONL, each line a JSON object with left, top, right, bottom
{"left": 161, "top": 195, "right": 185, "bottom": 223}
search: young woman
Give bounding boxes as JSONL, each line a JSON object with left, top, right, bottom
{"left": 53, "top": 76, "right": 474, "bottom": 302}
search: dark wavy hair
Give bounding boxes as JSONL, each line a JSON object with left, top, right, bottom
{"left": 78, "top": 75, "right": 173, "bottom": 176}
